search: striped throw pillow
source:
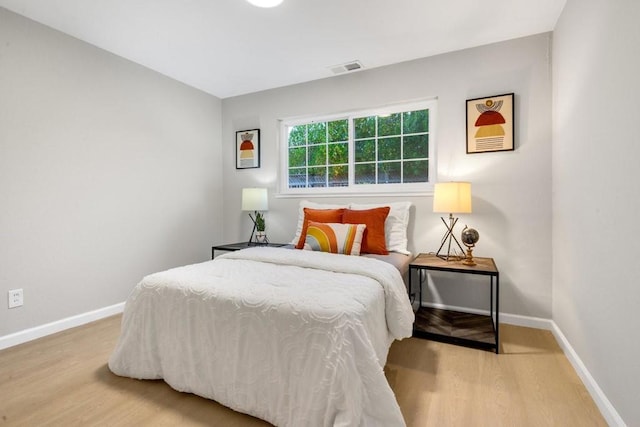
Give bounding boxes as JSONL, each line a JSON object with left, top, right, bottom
{"left": 304, "top": 221, "right": 366, "bottom": 255}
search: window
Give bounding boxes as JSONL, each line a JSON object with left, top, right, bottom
{"left": 280, "top": 100, "right": 436, "bottom": 195}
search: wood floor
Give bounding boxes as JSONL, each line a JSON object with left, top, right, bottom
{"left": 0, "top": 315, "right": 606, "bottom": 426}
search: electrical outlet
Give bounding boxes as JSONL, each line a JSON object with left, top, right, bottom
{"left": 8, "top": 289, "right": 23, "bottom": 308}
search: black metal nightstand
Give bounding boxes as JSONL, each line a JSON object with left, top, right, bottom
{"left": 409, "top": 253, "right": 500, "bottom": 353}
{"left": 211, "top": 241, "right": 288, "bottom": 259}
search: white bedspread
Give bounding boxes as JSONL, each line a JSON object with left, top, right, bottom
{"left": 108, "top": 247, "right": 414, "bottom": 427}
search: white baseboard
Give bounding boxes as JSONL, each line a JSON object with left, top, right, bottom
{"left": 420, "top": 302, "right": 554, "bottom": 330}
{"left": 0, "top": 302, "right": 125, "bottom": 351}
{"left": 420, "top": 302, "right": 624, "bottom": 426}
{"left": 506, "top": 315, "right": 624, "bottom": 425}
{"left": 550, "top": 322, "right": 626, "bottom": 427}
{"left": 420, "top": 301, "right": 491, "bottom": 316}
{"left": 500, "top": 312, "right": 555, "bottom": 330}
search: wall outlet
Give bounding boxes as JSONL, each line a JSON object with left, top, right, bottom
{"left": 8, "top": 289, "right": 24, "bottom": 308}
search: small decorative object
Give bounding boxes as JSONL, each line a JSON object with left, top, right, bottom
{"left": 241, "top": 188, "right": 269, "bottom": 244}
{"left": 236, "top": 129, "right": 260, "bottom": 169}
{"left": 466, "top": 93, "right": 514, "bottom": 154}
{"left": 254, "top": 213, "right": 267, "bottom": 243}
{"left": 433, "top": 182, "right": 472, "bottom": 261}
{"left": 461, "top": 226, "right": 480, "bottom": 266}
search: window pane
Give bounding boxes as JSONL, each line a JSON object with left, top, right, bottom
{"left": 378, "top": 137, "right": 401, "bottom": 161}
{"left": 355, "top": 163, "right": 375, "bottom": 184}
{"left": 378, "top": 162, "right": 401, "bottom": 184}
{"left": 282, "top": 101, "right": 434, "bottom": 192}
{"left": 288, "top": 168, "right": 307, "bottom": 188}
{"left": 328, "top": 120, "right": 348, "bottom": 142}
{"left": 328, "top": 165, "right": 348, "bottom": 187}
{"left": 308, "top": 145, "right": 326, "bottom": 166}
{"left": 355, "top": 139, "right": 375, "bottom": 162}
{"left": 288, "top": 147, "right": 306, "bottom": 167}
{"left": 308, "top": 122, "right": 327, "bottom": 144}
{"left": 403, "top": 109, "right": 429, "bottom": 134}
{"left": 328, "top": 142, "right": 348, "bottom": 164}
{"left": 308, "top": 167, "right": 327, "bottom": 187}
{"left": 403, "top": 160, "right": 429, "bottom": 183}
{"left": 289, "top": 125, "right": 307, "bottom": 147}
{"left": 403, "top": 134, "right": 429, "bottom": 159}
{"left": 378, "top": 113, "right": 401, "bottom": 136}
{"left": 354, "top": 116, "right": 375, "bottom": 139}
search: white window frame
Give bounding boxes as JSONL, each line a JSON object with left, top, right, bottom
{"left": 278, "top": 99, "right": 437, "bottom": 197}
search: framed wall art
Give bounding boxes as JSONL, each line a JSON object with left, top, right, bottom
{"left": 236, "top": 129, "right": 260, "bottom": 169}
{"left": 466, "top": 93, "right": 514, "bottom": 154}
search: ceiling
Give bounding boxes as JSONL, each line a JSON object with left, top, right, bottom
{"left": 0, "top": 0, "right": 566, "bottom": 99}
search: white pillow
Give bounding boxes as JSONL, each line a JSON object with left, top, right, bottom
{"left": 290, "top": 200, "right": 349, "bottom": 245}
{"left": 349, "top": 201, "right": 412, "bottom": 254}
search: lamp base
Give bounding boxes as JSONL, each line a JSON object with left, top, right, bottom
{"left": 435, "top": 213, "right": 466, "bottom": 261}
{"left": 247, "top": 212, "right": 269, "bottom": 245}
{"left": 436, "top": 253, "right": 463, "bottom": 262}
{"left": 254, "top": 232, "right": 269, "bottom": 245}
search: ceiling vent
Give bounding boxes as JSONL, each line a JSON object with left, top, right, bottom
{"left": 329, "top": 60, "right": 364, "bottom": 75}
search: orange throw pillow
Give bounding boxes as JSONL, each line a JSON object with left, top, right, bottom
{"left": 296, "top": 208, "right": 345, "bottom": 249}
{"left": 342, "top": 207, "right": 390, "bottom": 255}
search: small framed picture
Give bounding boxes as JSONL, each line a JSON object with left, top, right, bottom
{"left": 236, "top": 129, "right": 260, "bottom": 169}
{"left": 466, "top": 93, "right": 514, "bottom": 154}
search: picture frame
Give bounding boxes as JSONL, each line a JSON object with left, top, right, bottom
{"left": 236, "top": 129, "right": 260, "bottom": 169}
{"left": 466, "top": 93, "right": 514, "bottom": 154}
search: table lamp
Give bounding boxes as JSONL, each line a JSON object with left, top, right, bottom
{"left": 433, "top": 182, "right": 472, "bottom": 261}
{"left": 241, "top": 188, "right": 269, "bottom": 244}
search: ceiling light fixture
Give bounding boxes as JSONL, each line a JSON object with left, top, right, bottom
{"left": 246, "top": 0, "right": 283, "bottom": 7}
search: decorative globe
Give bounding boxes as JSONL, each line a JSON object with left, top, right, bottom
{"left": 461, "top": 227, "right": 480, "bottom": 247}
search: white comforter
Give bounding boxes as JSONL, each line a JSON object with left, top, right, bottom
{"left": 108, "top": 247, "right": 414, "bottom": 427}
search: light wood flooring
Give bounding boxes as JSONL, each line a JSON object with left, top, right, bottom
{"left": 0, "top": 315, "right": 606, "bottom": 426}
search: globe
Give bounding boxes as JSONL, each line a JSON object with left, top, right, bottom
{"left": 461, "top": 227, "right": 480, "bottom": 247}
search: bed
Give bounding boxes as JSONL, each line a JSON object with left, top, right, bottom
{"left": 108, "top": 202, "right": 415, "bottom": 426}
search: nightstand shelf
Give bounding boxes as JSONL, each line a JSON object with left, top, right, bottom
{"left": 414, "top": 307, "right": 497, "bottom": 350}
{"left": 409, "top": 253, "right": 500, "bottom": 353}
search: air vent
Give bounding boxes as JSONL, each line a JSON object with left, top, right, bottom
{"left": 329, "top": 60, "right": 364, "bottom": 75}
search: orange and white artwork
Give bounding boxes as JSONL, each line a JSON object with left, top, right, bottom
{"left": 236, "top": 129, "right": 260, "bottom": 169}
{"left": 466, "top": 93, "right": 514, "bottom": 153}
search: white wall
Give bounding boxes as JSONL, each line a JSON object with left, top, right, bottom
{"left": 553, "top": 0, "right": 640, "bottom": 425}
{"left": 0, "top": 8, "right": 223, "bottom": 336}
{"left": 221, "top": 34, "right": 552, "bottom": 318}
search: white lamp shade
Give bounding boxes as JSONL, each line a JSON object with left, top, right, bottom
{"left": 242, "top": 188, "right": 268, "bottom": 211}
{"left": 433, "top": 182, "right": 472, "bottom": 213}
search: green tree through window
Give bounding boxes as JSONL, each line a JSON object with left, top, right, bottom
{"left": 282, "top": 101, "right": 435, "bottom": 193}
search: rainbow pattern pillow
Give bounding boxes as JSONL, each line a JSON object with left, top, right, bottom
{"left": 304, "top": 221, "right": 366, "bottom": 255}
